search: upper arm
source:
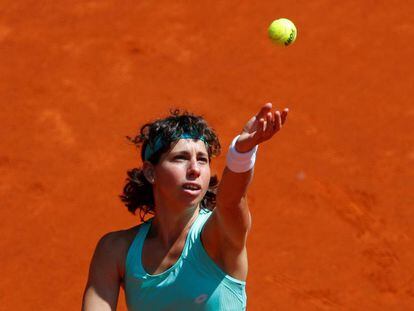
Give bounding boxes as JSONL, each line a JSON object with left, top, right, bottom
{"left": 213, "top": 196, "right": 252, "bottom": 249}
{"left": 82, "top": 233, "right": 123, "bottom": 311}
{"left": 211, "top": 167, "right": 253, "bottom": 249}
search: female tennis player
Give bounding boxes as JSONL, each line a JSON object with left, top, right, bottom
{"left": 82, "top": 103, "right": 288, "bottom": 310}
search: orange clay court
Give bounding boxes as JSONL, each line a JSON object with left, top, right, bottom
{"left": 1, "top": 1, "right": 414, "bottom": 310}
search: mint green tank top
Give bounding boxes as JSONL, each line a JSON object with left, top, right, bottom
{"left": 124, "top": 208, "right": 247, "bottom": 310}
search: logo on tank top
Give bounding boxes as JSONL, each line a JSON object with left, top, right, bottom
{"left": 194, "top": 294, "right": 209, "bottom": 304}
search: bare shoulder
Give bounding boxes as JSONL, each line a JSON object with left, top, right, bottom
{"left": 83, "top": 225, "right": 143, "bottom": 309}
{"left": 92, "top": 224, "right": 142, "bottom": 279}
{"left": 97, "top": 225, "right": 141, "bottom": 253}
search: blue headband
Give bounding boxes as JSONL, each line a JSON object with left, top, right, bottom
{"left": 144, "top": 132, "right": 207, "bottom": 161}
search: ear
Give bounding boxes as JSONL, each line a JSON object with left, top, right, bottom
{"left": 142, "top": 161, "right": 155, "bottom": 184}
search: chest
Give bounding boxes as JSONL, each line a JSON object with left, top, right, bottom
{"left": 140, "top": 230, "right": 247, "bottom": 282}
{"left": 140, "top": 233, "right": 226, "bottom": 277}
{"left": 141, "top": 237, "right": 188, "bottom": 275}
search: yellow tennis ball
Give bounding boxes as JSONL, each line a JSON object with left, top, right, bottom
{"left": 268, "top": 18, "right": 297, "bottom": 46}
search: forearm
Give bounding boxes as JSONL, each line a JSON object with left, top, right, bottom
{"left": 216, "top": 167, "right": 253, "bottom": 207}
{"left": 216, "top": 135, "right": 257, "bottom": 207}
{"left": 216, "top": 103, "right": 287, "bottom": 209}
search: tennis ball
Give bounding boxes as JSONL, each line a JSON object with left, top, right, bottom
{"left": 268, "top": 18, "right": 297, "bottom": 46}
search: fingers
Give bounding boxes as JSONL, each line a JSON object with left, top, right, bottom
{"left": 273, "top": 111, "right": 282, "bottom": 131}
{"left": 256, "top": 103, "right": 273, "bottom": 120}
{"left": 259, "top": 111, "right": 275, "bottom": 133}
{"left": 274, "top": 108, "right": 289, "bottom": 127}
{"left": 281, "top": 108, "right": 289, "bottom": 125}
{"left": 256, "top": 104, "right": 289, "bottom": 139}
{"left": 258, "top": 118, "right": 266, "bottom": 134}
{"left": 266, "top": 111, "right": 275, "bottom": 134}
{"left": 256, "top": 103, "right": 288, "bottom": 124}
{"left": 264, "top": 108, "right": 288, "bottom": 138}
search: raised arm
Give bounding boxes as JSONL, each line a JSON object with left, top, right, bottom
{"left": 215, "top": 103, "right": 289, "bottom": 247}
{"left": 82, "top": 233, "right": 123, "bottom": 311}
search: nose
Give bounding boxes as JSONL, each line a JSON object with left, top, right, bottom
{"left": 187, "top": 158, "right": 201, "bottom": 179}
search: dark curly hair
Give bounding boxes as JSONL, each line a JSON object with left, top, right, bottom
{"left": 119, "top": 109, "right": 221, "bottom": 222}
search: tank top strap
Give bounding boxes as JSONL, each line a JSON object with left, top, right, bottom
{"left": 125, "top": 219, "right": 153, "bottom": 278}
{"left": 186, "top": 209, "right": 211, "bottom": 240}
{"left": 182, "top": 209, "right": 211, "bottom": 257}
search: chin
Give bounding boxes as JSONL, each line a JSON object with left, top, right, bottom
{"left": 180, "top": 195, "right": 203, "bottom": 206}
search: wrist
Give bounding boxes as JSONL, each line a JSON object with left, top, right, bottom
{"left": 235, "top": 141, "right": 257, "bottom": 153}
{"left": 226, "top": 135, "right": 258, "bottom": 173}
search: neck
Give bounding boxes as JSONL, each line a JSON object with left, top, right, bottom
{"left": 150, "top": 202, "right": 200, "bottom": 248}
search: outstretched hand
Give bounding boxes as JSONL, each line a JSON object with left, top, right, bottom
{"left": 235, "top": 103, "right": 289, "bottom": 153}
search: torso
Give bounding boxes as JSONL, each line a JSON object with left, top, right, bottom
{"left": 141, "top": 226, "right": 190, "bottom": 275}
{"left": 117, "top": 211, "right": 248, "bottom": 283}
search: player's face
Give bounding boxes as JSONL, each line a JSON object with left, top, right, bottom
{"left": 153, "top": 139, "right": 211, "bottom": 207}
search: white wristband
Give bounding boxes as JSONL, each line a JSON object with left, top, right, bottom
{"left": 226, "top": 135, "right": 258, "bottom": 173}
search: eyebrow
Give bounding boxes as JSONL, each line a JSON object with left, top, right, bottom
{"left": 170, "top": 150, "right": 209, "bottom": 157}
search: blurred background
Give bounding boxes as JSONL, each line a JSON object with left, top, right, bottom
{"left": 1, "top": 1, "right": 413, "bottom": 310}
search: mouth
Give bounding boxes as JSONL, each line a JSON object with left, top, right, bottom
{"left": 182, "top": 183, "right": 202, "bottom": 195}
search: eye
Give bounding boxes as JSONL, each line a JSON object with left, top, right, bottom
{"left": 174, "top": 155, "right": 187, "bottom": 160}
{"left": 198, "top": 157, "right": 209, "bottom": 163}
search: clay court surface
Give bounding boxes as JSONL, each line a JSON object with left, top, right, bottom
{"left": 1, "top": 1, "right": 414, "bottom": 310}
